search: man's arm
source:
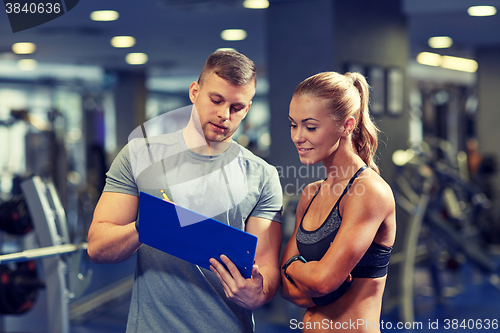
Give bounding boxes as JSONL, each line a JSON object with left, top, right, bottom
{"left": 209, "top": 217, "right": 282, "bottom": 310}
{"left": 87, "top": 192, "right": 142, "bottom": 264}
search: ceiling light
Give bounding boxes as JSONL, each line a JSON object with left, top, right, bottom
{"left": 221, "top": 29, "right": 247, "bottom": 41}
{"left": 18, "top": 59, "right": 37, "bottom": 71}
{"left": 243, "top": 0, "right": 269, "bottom": 9}
{"left": 441, "top": 56, "right": 478, "bottom": 73}
{"left": 90, "top": 10, "right": 119, "bottom": 21}
{"left": 417, "top": 52, "right": 478, "bottom": 73}
{"left": 12, "top": 42, "right": 36, "bottom": 54}
{"left": 467, "top": 6, "right": 497, "bottom": 16}
{"left": 416, "top": 52, "right": 442, "bottom": 67}
{"left": 216, "top": 48, "right": 236, "bottom": 52}
{"left": 428, "top": 36, "right": 453, "bottom": 49}
{"left": 111, "top": 36, "right": 136, "bottom": 48}
{"left": 125, "top": 53, "right": 148, "bottom": 65}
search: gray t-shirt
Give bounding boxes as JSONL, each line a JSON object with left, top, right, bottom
{"left": 104, "top": 130, "right": 283, "bottom": 333}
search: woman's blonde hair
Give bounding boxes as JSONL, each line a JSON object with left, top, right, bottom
{"left": 293, "top": 71, "right": 379, "bottom": 173}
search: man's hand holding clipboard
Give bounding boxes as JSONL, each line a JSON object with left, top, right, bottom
{"left": 137, "top": 191, "right": 257, "bottom": 279}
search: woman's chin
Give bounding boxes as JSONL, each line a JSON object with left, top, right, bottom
{"left": 299, "top": 157, "right": 317, "bottom": 165}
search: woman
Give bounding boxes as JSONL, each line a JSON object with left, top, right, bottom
{"left": 280, "top": 72, "right": 396, "bottom": 332}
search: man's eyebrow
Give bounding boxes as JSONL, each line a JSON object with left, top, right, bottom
{"left": 232, "top": 102, "right": 246, "bottom": 108}
{"left": 209, "top": 92, "right": 247, "bottom": 108}
{"left": 208, "top": 92, "right": 224, "bottom": 99}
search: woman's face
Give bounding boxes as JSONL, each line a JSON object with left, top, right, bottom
{"left": 288, "top": 95, "right": 343, "bottom": 165}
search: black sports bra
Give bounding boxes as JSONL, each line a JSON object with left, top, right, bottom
{"left": 296, "top": 166, "right": 393, "bottom": 305}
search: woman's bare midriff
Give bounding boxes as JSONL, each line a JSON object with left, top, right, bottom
{"left": 302, "top": 277, "right": 387, "bottom": 332}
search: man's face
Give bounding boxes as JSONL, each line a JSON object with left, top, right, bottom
{"left": 189, "top": 72, "right": 255, "bottom": 143}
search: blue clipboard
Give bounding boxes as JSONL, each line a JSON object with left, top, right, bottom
{"left": 138, "top": 191, "right": 257, "bottom": 278}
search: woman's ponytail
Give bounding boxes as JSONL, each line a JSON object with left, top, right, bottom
{"left": 345, "top": 72, "right": 380, "bottom": 174}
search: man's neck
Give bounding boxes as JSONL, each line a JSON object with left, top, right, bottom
{"left": 182, "top": 122, "right": 231, "bottom": 156}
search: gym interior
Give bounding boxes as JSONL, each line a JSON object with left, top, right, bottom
{"left": 1, "top": 0, "right": 500, "bottom": 332}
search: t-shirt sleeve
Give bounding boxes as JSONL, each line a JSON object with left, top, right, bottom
{"left": 103, "top": 144, "right": 139, "bottom": 197}
{"left": 250, "top": 165, "right": 283, "bottom": 223}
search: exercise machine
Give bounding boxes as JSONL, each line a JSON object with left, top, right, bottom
{"left": 0, "top": 176, "right": 91, "bottom": 333}
{"left": 390, "top": 138, "right": 499, "bottom": 323}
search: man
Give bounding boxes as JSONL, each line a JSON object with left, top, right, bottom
{"left": 87, "top": 50, "right": 283, "bottom": 332}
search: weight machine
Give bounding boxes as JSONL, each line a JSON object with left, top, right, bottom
{"left": 389, "top": 138, "right": 500, "bottom": 323}
{"left": 0, "top": 176, "right": 91, "bottom": 333}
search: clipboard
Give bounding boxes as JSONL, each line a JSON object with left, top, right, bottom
{"left": 138, "top": 191, "right": 257, "bottom": 278}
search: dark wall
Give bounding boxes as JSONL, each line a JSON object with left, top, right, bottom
{"left": 267, "top": 0, "right": 409, "bottom": 192}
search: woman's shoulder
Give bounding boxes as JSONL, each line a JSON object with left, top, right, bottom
{"left": 352, "top": 168, "right": 395, "bottom": 207}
